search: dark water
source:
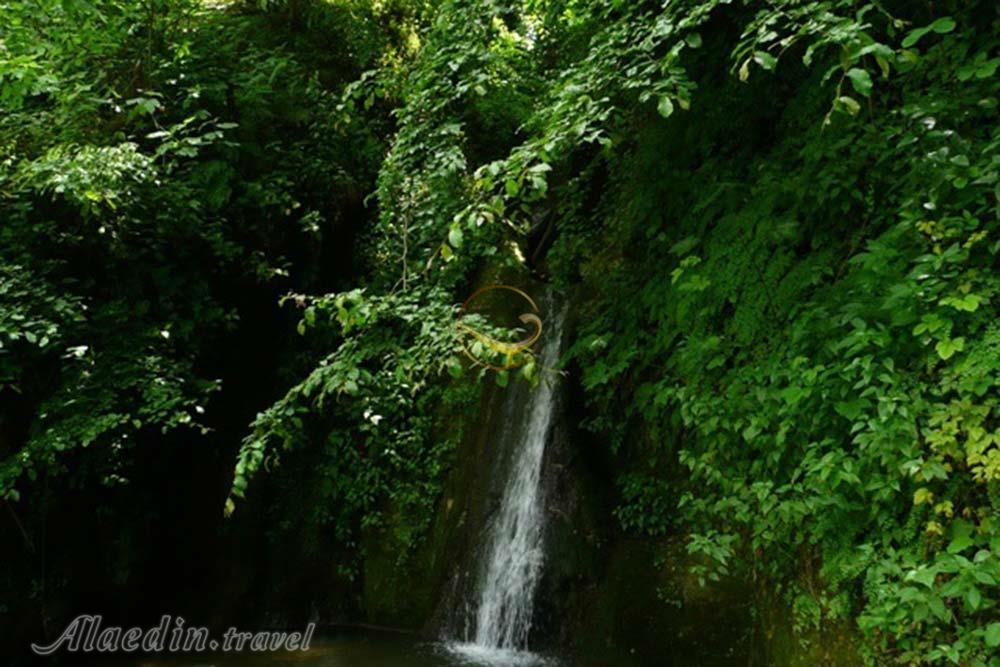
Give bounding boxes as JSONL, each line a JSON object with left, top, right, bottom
{"left": 76, "top": 632, "right": 636, "bottom": 667}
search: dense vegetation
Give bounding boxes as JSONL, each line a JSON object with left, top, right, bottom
{"left": 2, "top": 0, "right": 999, "bottom": 664}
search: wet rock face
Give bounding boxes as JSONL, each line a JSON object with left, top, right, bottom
{"left": 360, "top": 282, "right": 855, "bottom": 665}
{"left": 359, "top": 285, "right": 752, "bottom": 660}
{"left": 446, "top": 295, "right": 750, "bottom": 664}
{"left": 359, "top": 378, "right": 506, "bottom": 634}
{"left": 525, "top": 364, "right": 858, "bottom": 666}
{"left": 526, "top": 367, "right": 751, "bottom": 665}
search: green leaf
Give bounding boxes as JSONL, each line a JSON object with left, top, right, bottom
{"left": 985, "top": 623, "right": 1000, "bottom": 648}
{"left": 669, "top": 236, "right": 698, "bottom": 256}
{"left": 947, "top": 519, "right": 975, "bottom": 554}
{"left": 941, "top": 293, "right": 982, "bottom": 312}
{"left": 902, "top": 27, "right": 932, "bottom": 48}
{"left": 928, "top": 595, "right": 951, "bottom": 622}
{"left": 657, "top": 96, "right": 674, "bottom": 118}
{"left": 835, "top": 399, "right": 866, "bottom": 420}
{"left": 448, "top": 225, "right": 463, "bottom": 248}
{"left": 931, "top": 17, "right": 957, "bottom": 34}
{"left": 875, "top": 56, "right": 891, "bottom": 78}
{"left": 935, "top": 337, "right": 965, "bottom": 360}
{"left": 906, "top": 566, "right": 937, "bottom": 588}
{"left": 846, "top": 68, "right": 873, "bottom": 97}
{"left": 753, "top": 51, "right": 777, "bottom": 71}
{"left": 837, "top": 96, "right": 861, "bottom": 115}
{"left": 779, "top": 386, "right": 804, "bottom": 405}
{"left": 902, "top": 17, "right": 955, "bottom": 48}
{"left": 965, "top": 586, "right": 981, "bottom": 612}
{"left": 913, "top": 488, "right": 934, "bottom": 506}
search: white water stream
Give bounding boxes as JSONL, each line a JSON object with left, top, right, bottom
{"left": 447, "top": 294, "right": 565, "bottom": 666}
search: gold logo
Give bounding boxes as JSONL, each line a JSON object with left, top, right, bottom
{"left": 457, "top": 285, "right": 542, "bottom": 370}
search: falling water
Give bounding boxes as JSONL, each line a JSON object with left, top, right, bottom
{"left": 447, "top": 292, "right": 565, "bottom": 666}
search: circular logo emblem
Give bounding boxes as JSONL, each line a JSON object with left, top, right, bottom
{"left": 457, "top": 285, "right": 543, "bottom": 370}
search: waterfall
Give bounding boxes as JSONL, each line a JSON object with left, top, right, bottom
{"left": 446, "top": 291, "right": 565, "bottom": 665}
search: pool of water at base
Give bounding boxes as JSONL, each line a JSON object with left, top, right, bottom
{"left": 76, "top": 631, "right": 641, "bottom": 667}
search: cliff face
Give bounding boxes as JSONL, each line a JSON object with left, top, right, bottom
{"left": 360, "top": 378, "right": 506, "bottom": 631}
{"left": 357, "top": 292, "right": 858, "bottom": 665}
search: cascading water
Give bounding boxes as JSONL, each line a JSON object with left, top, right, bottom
{"left": 446, "top": 292, "right": 565, "bottom": 666}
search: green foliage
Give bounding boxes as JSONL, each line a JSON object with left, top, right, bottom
{"left": 0, "top": 0, "right": 395, "bottom": 501}
{"left": 323, "top": 1, "right": 1000, "bottom": 658}
{"left": 5, "top": 0, "right": 1000, "bottom": 662}
{"left": 547, "top": 2, "right": 1000, "bottom": 663}
{"left": 226, "top": 0, "right": 551, "bottom": 552}
{"left": 228, "top": 287, "right": 470, "bottom": 541}
{"left": 312, "top": 0, "right": 1000, "bottom": 661}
